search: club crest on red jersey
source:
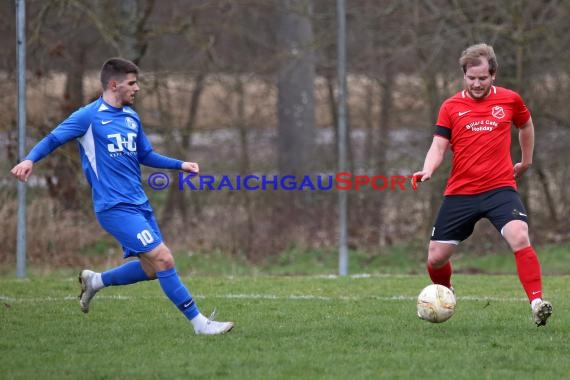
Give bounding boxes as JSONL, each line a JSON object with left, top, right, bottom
{"left": 491, "top": 106, "right": 505, "bottom": 119}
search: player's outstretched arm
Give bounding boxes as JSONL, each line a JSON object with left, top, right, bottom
{"left": 10, "top": 131, "right": 69, "bottom": 183}
{"left": 413, "top": 135, "right": 449, "bottom": 183}
{"left": 11, "top": 160, "right": 34, "bottom": 182}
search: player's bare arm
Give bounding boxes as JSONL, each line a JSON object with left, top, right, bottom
{"left": 514, "top": 118, "right": 535, "bottom": 178}
{"left": 10, "top": 160, "right": 34, "bottom": 182}
{"left": 414, "top": 135, "right": 449, "bottom": 182}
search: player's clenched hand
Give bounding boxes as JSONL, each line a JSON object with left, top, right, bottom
{"left": 410, "top": 171, "right": 430, "bottom": 190}
{"left": 513, "top": 162, "right": 530, "bottom": 179}
{"left": 181, "top": 162, "right": 199, "bottom": 177}
{"left": 11, "top": 160, "right": 34, "bottom": 182}
{"left": 412, "top": 170, "right": 431, "bottom": 183}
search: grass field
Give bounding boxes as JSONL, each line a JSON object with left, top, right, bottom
{"left": 1, "top": 273, "right": 568, "bottom": 380}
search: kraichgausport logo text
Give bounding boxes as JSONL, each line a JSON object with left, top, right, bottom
{"left": 147, "top": 172, "right": 420, "bottom": 191}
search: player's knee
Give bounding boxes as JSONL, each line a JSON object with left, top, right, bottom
{"left": 509, "top": 235, "right": 531, "bottom": 251}
{"left": 503, "top": 221, "right": 530, "bottom": 250}
{"left": 427, "top": 252, "right": 444, "bottom": 268}
{"left": 153, "top": 245, "right": 175, "bottom": 270}
{"left": 427, "top": 244, "right": 452, "bottom": 268}
{"left": 427, "top": 255, "right": 447, "bottom": 268}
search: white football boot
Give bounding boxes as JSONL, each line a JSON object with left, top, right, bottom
{"left": 532, "top": 300, "right": 553, "bottom": 327}
{"left": 194, "top": 310, "right": 234, "bottom": 335}
{"left": 78, "top": 270, "right": 100, "bottom": 313}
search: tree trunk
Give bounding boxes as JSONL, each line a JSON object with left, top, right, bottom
{"left": 235, "top": 78, "right": 255, "bottom": 258}
{"left": 423, "top": 72, "right": 447, "bottom": 238}
{"left": 375, "top": 66, "right": 394, "bottom": 247}
{"left": 117, "top": 0, "right": 155, "bottom": 64}
{"left": 534, "top": 158, "right": 558, "bottom": 223}
{"left": 326, "top": 74, "right": 354, "bottom": 174}
{"left": 277, "top": 0, "right": 315, "bottom": 177}
{"left": 161, "top": 74, "right": 205, "bottom": 226}
{"left": 46, "top": 45, "right": 87, "bottom": 210}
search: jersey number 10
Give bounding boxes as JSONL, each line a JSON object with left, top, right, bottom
{"left": 137, "top": 229, "right": 155, "bottom": 246}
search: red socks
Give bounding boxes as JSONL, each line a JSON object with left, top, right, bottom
{"left": 427, "top": 261, "right": 452, "bottom": 289}
{"left": 427, "top": 246, "right": 543, "bottom": 302}
{"left": 514, "top": 246, "right": 543, "bottom": 302}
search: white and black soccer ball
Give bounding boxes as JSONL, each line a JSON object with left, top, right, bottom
{"left": 417, "top": 284, "right": 456, "bottom": 323}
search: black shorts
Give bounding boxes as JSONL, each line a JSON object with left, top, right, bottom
{"left": 431, "top": 187, "right": 528, "bottom": 242}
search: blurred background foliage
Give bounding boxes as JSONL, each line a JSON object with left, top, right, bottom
{"left": 1, "top": 0, "right": 569, "bottom": 270}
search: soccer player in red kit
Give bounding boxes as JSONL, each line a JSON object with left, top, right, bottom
{"left": 413, "top": 43, "right": 552, "bottom": 326}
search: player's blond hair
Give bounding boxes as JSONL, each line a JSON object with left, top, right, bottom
{"left": 459, "top": 43, "right": 498, "bottom": 75}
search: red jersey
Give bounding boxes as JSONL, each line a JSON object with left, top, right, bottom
{"left": 435, "top": 86, "right": 531, "bottom": 195}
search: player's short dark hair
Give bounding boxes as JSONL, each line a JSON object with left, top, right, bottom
{"left": 459, "top": 43, "right": 498, "bottom": 75}
{"left": 100, "top": 58, "right": 139, "bottom": 89}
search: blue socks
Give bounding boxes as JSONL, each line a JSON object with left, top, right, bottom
{"left": 156, "top": 268, "right": 200, "bottom": 320}
{"left": 101, "top": 260, "right": 150, "bottom": 286}
{"left": 101, "top": 262, "right": 200, "bottom": 321}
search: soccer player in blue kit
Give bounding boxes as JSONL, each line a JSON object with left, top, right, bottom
{"left": 11, "top": 58, "right": 234, "bottom": 335}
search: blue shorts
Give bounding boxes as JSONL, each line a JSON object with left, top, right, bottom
{"left": 431, "top": 187, "right": 528, "bottom": 242}
{"left": 96, "top": 202, "right": 163, "bottom": 258}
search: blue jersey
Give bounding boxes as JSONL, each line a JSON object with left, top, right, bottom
{"left": 26, "top": 97, "right": 183, "bottom": 212}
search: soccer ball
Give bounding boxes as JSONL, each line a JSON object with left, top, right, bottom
{"left": 417, "top": 284, "right": 456, "bottom": 323}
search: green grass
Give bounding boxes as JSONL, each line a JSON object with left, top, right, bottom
{"left": 4, "top": 242, "right": 568, "bottom": 278}
{"left": 168, "top": 243, "right": 570, "bottom": 277}
{"left": 1, "top": 274, "right": 568, "bottom": 379}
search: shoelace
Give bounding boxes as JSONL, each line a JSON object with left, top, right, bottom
{"left": 207, "top": 308, "right": 218, "bottom": 324}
